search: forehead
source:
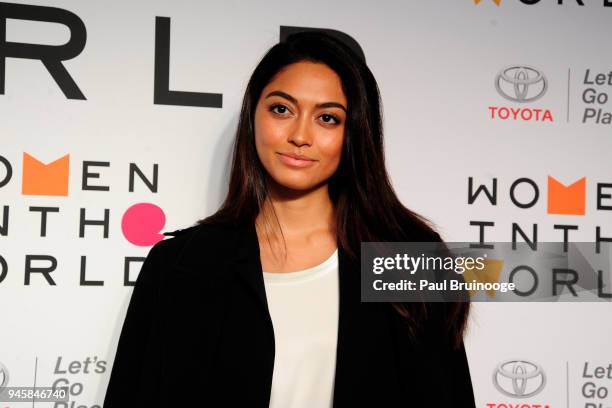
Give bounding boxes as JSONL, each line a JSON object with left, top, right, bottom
{"left": 263, "top": 61, "right": 347, "bottom": 104}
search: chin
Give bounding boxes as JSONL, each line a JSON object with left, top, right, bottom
{"left": 270, "top": 174, "right": 320, "bottom": 192}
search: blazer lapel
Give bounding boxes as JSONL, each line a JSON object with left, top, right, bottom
{"left": 332, "top": 239, "right": 362, "bottom": 406}
{"left": 332, "top": 235, "right": 404, "bottom": 405}
{"left": 231, "top": 220, "right": 274, "bottom": 330}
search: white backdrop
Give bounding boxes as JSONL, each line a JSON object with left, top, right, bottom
{"left": 1, "top": 1, "right": 611, "bottom": 407}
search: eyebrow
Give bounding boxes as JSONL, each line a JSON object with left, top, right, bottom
{"left": 264, "top": 90, "right": 347, "bottom": 112}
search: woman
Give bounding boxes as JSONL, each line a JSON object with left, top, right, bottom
{"left": 103, "top": 31, "right": 475, "bottom": 407}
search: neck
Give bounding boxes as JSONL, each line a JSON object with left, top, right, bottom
{"left": 255, "top": 178, "right": 336, "bottom": 242}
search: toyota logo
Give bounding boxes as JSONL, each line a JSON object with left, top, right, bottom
{"left": 495, "top": 66, "right": 548, "bottom": 103}
{"left": 492, "top": 359, "right": 546, "bottom": 398}
{"left": 0, "top": 361, "right": 9, "bottom": 392}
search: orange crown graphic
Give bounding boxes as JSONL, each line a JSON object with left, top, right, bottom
{"left": 547, "top": 176, "right": 585, "bottom": 216}
{"left": 22, "top": 153, "right": 70, "bottom": 196}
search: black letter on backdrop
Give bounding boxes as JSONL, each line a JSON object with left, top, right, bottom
{"left": 124, "top": 257, "right": 145, "bottom": 286}
{"left": 0, "top": 2, "right": 86, "bottom": 98}
{"left": 25, "top": 254, "right": 57, "bottom": 285}
{"left": 154, "top": 16, "right": 222, "bottom": 108}
{"left": 0, "top": 254, "right": 6, "bottom": 283}
{"left": 0, "top": 155, "right": 12, "bottom": 188}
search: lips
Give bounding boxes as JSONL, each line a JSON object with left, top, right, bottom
{"left": 277, "top": 152, "right": 317, "bottom": 168}
{"left": 281, "top": 152, "right": 314, "bottom": 161}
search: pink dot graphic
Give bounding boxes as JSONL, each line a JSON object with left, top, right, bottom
{"left": 122, "top": 203, "right": 166, "bottom": 246}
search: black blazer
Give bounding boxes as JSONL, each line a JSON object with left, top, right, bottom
{"left": 103, "top": 219, "right": 476, "bottom": 407}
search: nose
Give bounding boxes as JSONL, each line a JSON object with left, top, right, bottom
{"left": 287, "top": 113, "right": 313, "bottom": 148}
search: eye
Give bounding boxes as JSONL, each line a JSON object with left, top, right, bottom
{"left": 320, "top": 113, "right": 341, "bottom": 125}
{"left": 270, "top": 104, "right": 291, "bottom": 116}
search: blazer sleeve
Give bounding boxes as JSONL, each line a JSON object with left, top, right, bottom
{"left": 103, "top": 242, "right": 164, "bottom": 407}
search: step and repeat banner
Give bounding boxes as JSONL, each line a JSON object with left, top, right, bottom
{"left": 1, "top": 0, "right": 611, "bottom": 407}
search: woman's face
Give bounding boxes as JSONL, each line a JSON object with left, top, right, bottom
{"left": 254, "top": 61, "right": 347, "bottom": 192}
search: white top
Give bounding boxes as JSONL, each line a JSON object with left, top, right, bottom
{"left": 262, "top": 248, "right": 340, "bottom": 408}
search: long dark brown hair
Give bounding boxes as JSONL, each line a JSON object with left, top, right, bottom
{"left": 197, "top": 30, "right": 470, "bottom": 350}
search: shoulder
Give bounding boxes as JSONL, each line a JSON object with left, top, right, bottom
{"left": 148, "top": 221, "right": 238, "bottom": 263}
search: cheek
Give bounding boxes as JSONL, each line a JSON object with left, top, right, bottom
{"left": 255, "top": 110, "right": 286, "bottom": 148}
{"left": 318, "top": 131, "right": 344, "bottom": 170}
{"left": 254, "top": 113, "right": 275, "bottom": 165}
